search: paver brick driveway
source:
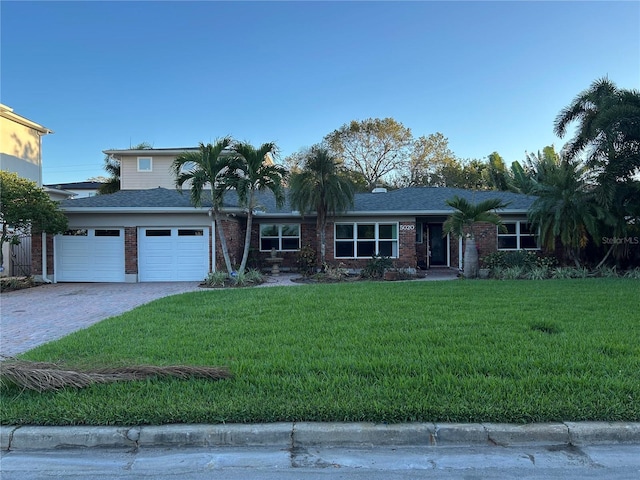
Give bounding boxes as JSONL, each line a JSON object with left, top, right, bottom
{"left": 0, "top": 282, "right": 203, "bottom": 357}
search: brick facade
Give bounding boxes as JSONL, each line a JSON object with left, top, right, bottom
{"left": 213, "top": 218, "right": 244, "bottom": 271}
{"left": 124, "top": 227, "right": 137, "bottom": 274}
{"left": 31, "top": 232, "right": 54, "bottom": 276}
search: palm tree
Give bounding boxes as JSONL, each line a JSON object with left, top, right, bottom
{"left": 443, "top": 196, "right": 509, "bottom": 278}
{"left": 555, "top": 77, "right": 640, "bottom": 265}
{"left": 527, "top": 158, "right": 603, "bottom": 267}
{"left": 172, "top": 138, "right": 236, "bottom": 274}
{"left": 98, "top": 156, "right": 121, "bottom": 194}
{"left": 229, "top": 141, "right": 288, "bottom": 274}
{"left": 555, "top": 77, "right": 640, "bottom": 186}
{"left": 289, "top": 146, "right": 355, "bottom": 267}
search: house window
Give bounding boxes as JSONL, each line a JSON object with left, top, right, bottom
{"left": 498, "top": 221, "right": 539, "bottom": 250}
{"left": 260, "top": 224, "right": 300, "bottom": 251}
{"left": 335, "top": 222, "right": 399, "bottom": 258}
{"left": 145, "top": 229, "right": 171, "bottom": 237}
{"left": 416, "top": 222, "right": 423, "bottom": 244}
{"left": 178, "top": 229, "right": 203, "bottom": 236}
{"left": 63, "top": 229, "right": 88, "bottom": 236}
{"left": 137, "top": 157, "right": 152, "bottom": 172}
{"left": 95, "top": 229, "right": 120, "bottom": 237}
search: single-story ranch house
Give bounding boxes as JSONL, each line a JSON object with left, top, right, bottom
{"left": 32, "top": 147, "right": 539, "bottom": 283}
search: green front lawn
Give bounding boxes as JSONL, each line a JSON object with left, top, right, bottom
{"left": 2, "top": 279, "right": 639, "bottom": 425}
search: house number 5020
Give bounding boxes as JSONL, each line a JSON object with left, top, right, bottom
{"left": 400, "top": 225, "right": 415, "bottom": 231}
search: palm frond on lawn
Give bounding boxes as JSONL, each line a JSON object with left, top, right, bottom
{"left": 0, "top": 358, "right": 232, "bottom": 392}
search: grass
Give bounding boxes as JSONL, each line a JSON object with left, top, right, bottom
{"left": 1, "top": 278, "right": 639, "bottom": 426}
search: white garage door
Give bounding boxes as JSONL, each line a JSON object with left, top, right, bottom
{"left": 56, "top": 228, "right": 125, "bottom": 282}
{"left": 138, "top": 228, "right": 209, "bottom": 282}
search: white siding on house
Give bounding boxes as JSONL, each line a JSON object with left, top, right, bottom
{"left": 120, "top": 155, "right": 178, "bottom": 190}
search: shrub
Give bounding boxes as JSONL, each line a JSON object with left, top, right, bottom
{"left": 551, "top": 267, "right": 590, "bottom": 279}
{"left": 203, "top": 271, "right": 229, "bottom": 287}
{"left": 623, "top": 267, "right": 640, "bottom": 279}
{"left": 502, "top": 266, "right": 526, "bottom": 280}
{"left": 318, "top": 263, "right": 349, "bottom": 281}
{"left": 361, "top": 254, "right": 392, "bottom": 279}
{"left": 482, "top": 250, "right": 537, "bottom": 270}
{"left": 525, "top": 266, "right": 550, "bottom": 280}
{"left": 242, "top": 269, "right": 264, "bottom": 285}
{"left": 296, "top": 245, "right": 317, "bottom": 276}
{"left": 594, "top": 266, "right": 619, "bottom": 278}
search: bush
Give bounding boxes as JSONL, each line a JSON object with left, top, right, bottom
{"left": 202, "top": 269, "right": 264, "bottom": 288}
{"left": 482, "top": 250, "right": 538, "bottom": 270}
{"left": 203, "top": 271, "right": 229, "bottom": 287}
{"left": 312, "top": 263, "right": 349, "bottom": 282}
{"left": 240, "top": 269, "right": 264, "bottom": 285}
{"left": 361, "top": 254, "right": 392, "bottom": 279}
{"left": 551, "top": 267, "right": 590, "bottom": 279}
{"left": 623, "top": 267, "right": 640, "bottom": 279}
{"left": 502, "top": 266, "right": 526, "bottom": 280}
{"left": 594, "top": 266, "right": 619, "bottom": 278}
{"left": 296, "top": 245, "right": 317, "bottom": 276}
{"left": 525, "top": 266, "right": 550, "bottom": 280}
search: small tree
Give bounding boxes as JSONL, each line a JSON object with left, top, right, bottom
{"left": 443, "top": 195, "right": 509, "bottom": 278}
{"left": 0, "top": 171, "right": 68, "bottom": 269}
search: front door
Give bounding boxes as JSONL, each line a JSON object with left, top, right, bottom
{"left": 428, "top": 224, "right": 447, "bottom": 266}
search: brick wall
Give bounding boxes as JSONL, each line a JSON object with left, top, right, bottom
{"left": 31, "top": 232, "right": 54, "bottom": 276}
{"left": 322, "top": 220, "right": 417, "bottom": 271}
{"left": 472, "top": 222, "right": 498, "bottom": 266}
{"left": 213, "top": 218, "right": 244, "bottom": 271}
{"left": 249, "top": 222, "right": 317, "bottom": 271}
{"left": 124, "top": 227, "right": 137, "bottom": 274}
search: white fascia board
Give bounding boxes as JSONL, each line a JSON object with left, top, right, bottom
{"left": 103, "top": 148, "right": 198, "bottom": 157}
{"left": 61, "top": 206, "right": 249, "bottom": 215}
{"left": 62, "top": 207, "right": 210, "bottom": 214}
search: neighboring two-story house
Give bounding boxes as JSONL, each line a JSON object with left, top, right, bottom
{"left": 1, "top": 104, "right": 53, "bottom": 276}
{"left": 32, "top": 147, "right": 538, "bottom": 283}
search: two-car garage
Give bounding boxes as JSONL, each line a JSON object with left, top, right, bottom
{"left": 55, "top": 227, "right": 210, "bottom": 282}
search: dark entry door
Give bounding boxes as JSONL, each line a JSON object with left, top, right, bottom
{"left": 428, "top": 224, "right": 447, "bottom": 266}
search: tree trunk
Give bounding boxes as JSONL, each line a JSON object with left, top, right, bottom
{"left": 319, "top": 220, "right": 327, "bottom": 267}
{"left": 238, "top": 207, "right": 253, "bottom": 275}
{"left": 463, "top": 237, "right": 479, "bottom": 278}
{"left": 214, "top": 211, "right": 234, "bottom": 274}
{"left": 594, "top": 243, "right": 615, "bottom": 270}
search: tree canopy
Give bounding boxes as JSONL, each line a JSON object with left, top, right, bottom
{"left": 0, "top": 171, "right": 68, "bottom": 267}
{"left": 324, "top": 118, "right": 413, "bottom": 191}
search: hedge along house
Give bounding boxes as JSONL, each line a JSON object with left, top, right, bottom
{"left": 31, "top": 147, "right": 539, "bottom": 283}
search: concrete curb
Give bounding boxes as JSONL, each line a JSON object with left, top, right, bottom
{"left": 2, "top": 422, "right": 640, "bottom": 451}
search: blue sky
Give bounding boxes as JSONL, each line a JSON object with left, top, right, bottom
{"left": 2, "top": 1, "right": 639, "bottom": 185}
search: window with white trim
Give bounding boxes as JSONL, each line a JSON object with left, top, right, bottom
{"left": 335, "top": 222, "right": 399, "bottom": 258}
{"left": 260, "top": 224, "right": 300, "bottom": 251}
{"left": 498, "top": 221, "right": 539, "bottom": 250}
{"left": 137, "top": 157, "right": 152, "bottom": 172}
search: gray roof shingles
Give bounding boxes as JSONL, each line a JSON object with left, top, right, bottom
{"left": 60, "top": 187, "right": 536, "bottom": 214}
